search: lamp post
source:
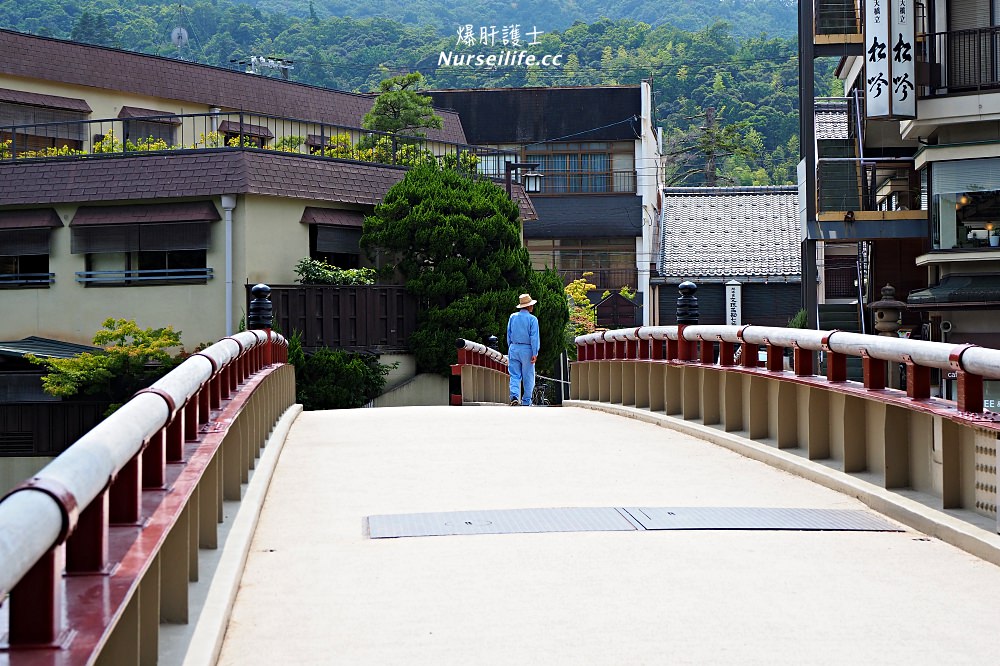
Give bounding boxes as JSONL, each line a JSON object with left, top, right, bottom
{"left": 505, "top": 161, "right": 542, "bottom": 196}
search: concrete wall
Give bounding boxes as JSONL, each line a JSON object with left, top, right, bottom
{"left": 0, "top": 457, "right": 51, "bottom": 496}
{"left": 369, "top": 374, "right": 449, "bottom": 407}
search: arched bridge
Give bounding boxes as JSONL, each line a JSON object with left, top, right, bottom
{"left": 3, "top": 325, "right": 1000, "bottom": 663}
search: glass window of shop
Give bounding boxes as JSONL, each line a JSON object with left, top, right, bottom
{"left": 931, "top": 157, "right": 1000, "bottom": 250}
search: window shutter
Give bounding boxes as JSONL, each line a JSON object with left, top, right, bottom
{"left": 72, "top": 225, "right": 140, "bottom": 253}
{"left": 932, "top": 158, "right": 1000, "bottom": 193}
{"left": 139, "top": 223, "right": 210, "bottom": 251}
{"left": 0, "top": 228, "right": 51, "bottom": 255}
{"left": 315, "top": 226, "right": 363, "bottom": 254}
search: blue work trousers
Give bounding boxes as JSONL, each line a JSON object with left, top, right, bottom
{"left": 508, "top": 344, "right": 535, "bottom": 406}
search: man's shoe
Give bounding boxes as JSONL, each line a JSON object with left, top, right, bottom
{"left": 510, "top": 398, "right": 520, "bottom": 406}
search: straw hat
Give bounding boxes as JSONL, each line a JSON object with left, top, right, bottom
{"left": 517, "top": 293, "right": 537, "bottom": 308}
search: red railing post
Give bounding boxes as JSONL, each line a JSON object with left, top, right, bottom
{"left": 9, "top": 547, "right": 64, "bottom": 646}
{"left": 793, "top": 345, "right": 813, "bottom": 376}
{"left": 862, "top": 354, "right": 886, "bottom": 390}
{"left": 765, "top": 343, "right": 784, "bottom": 372}
{"left": 905, "top": 360, "right": 931, "bottom": 399}
{"left": 109, "top": 455, "right": 142, "bottom": 525}
{"left": 699, "top": 337, "right": 714, "bottom": 365}
{"left": 718, "top": 340, "right": 736, "bottom": 366}
{"left": 67, "top": 490, "right": 109, "bottom": 574}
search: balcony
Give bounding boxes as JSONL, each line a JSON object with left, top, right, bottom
{"left": 0, "top": 110, "right": 517, "bottom": 177}
{"left": 814, "top": 0, "right": 860, "bottom": 37}
{"left": 918, "top": 27, "right": 1000, "bottom": 97}
{"left": 810, "top": 158, "right": 927, "bottom": 240}
{"left": 0, "top": 272, "right": 54, "bottom": 287}
{"left": 532, "top": 170, "right": 636, "bottom": 195}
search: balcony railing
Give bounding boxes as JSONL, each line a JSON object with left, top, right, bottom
{"left": 814, "top": 0, "right": 861, "bottom": 36}
{"left": 919, "top": 26, "right": 1000, "bottom": 97}
{"left": 0, "top": 272, "right": 55, "bottom": 287}
{"left": 817, "top": 159, "right": 920, "bottom": 212}
{"left": 75, "top": 267, "right": 214, "bottom": 285}
{"left": 531, "top": 170, "right": 637, "bottom": 195}
{"left": 554, "top": 268, "right": 639, "bottom": 291}
{"left": 0, "top": 110, "right": 517, "bottom": 177}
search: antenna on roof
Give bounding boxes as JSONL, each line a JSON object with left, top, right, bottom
{"left": 229, "top": 55, "right": 295, "bottom": 80}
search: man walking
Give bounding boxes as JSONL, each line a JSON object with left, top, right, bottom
{"left": 507, "top": 293, "right": 540, "bottom": 406}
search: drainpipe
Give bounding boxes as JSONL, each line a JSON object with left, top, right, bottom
{"left": 210, "top": 107, "right": 221, "bottom": 134}
{"left": 221, "top": 194, "right": 236, "bottom": 336}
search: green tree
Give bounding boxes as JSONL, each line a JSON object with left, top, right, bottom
{"left": 29, "top": 318, "right": 183, "bottom": 413}
{"left": 287, "top": 332, "right": 392, "bottom": 409}
{"left": 362, "top": 163, "right": 567, "bottom": 374}
{"left": 362, "top": 72, "right": 443, "bottom": 137}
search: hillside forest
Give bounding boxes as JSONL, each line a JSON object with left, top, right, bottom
{"left": 0, "top": 0, "right": 840, "bottom": 186}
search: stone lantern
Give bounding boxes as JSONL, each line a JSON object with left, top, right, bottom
{"left": 869, "top": 284, "right": 905, "bottom": 337}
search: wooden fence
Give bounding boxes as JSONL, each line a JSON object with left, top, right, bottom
{"left": 255, "top": 285, "right": 418, "bottom": 352}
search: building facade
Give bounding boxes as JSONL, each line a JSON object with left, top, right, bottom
{"left": 428, "top": 84, "right": 663, "bottom": 324}
{"left": 0, "top": 30, "right": 534, "bottom": 349}
{"left": 800, "top": 0, "right": 1000, "bottom": 346}
{"left": 654, "top": 187, "right": 802, "bottom": 327}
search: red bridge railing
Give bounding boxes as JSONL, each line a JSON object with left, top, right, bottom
{"left": 0, "top": 329, "right": 294, "bottom": 662}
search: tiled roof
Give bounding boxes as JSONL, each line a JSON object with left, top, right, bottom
{"left": 0, "top": 208, "right": 62, "bottom": 228}
{"left": 71, "top": 201, "right": 221, "bottom": 226}
{"left": 0, "top": 336, "right": 99, "bottom": 359}
{"left": 659, "top": 187, "right": 800, "bottom": 280}
{"left": 301, "top": 208, "right": 365, "bottom": 227}
{"left": 815, "top": 102, "right": 849, "bottom": 140}
{"left": 527, "top": 195, "right": 642, "bottom": 239}
{"left": 0, "top": 151, "right": 537, "bottom": 220}
{"left": 0, "top": 29, "right": 466, "bottom": 144}
{"left": 0, "top": 86, "right": 91, "bottom": 112}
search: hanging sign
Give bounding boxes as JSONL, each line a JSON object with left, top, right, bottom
{"left": 726, "top": 280, "right": 742, "bottom": 326}
{"left": 865, "top": 0, "right": 891, "bottom": 118}
{"left": 890, "top": 0, "right": 915, "bottom": 118}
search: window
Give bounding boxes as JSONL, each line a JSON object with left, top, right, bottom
{"left": 311, "top": 224, "right": 362, "bottom": 268}
{"left": 0, "top": 209, "right": 61, "bottom": 287}
{"left": 0, "top": 101, "right": 88, "bottom": 156}
{"left": 526, "top": 238, "right": 636, "bottom": 289}
{"left": 71, "top": 202, "right": 219, "bottom": 285}
{"left": 931, "top": 158, "right": 1000, "bottom": 250}
{"left": 118, "top": 107, "right": 179, "bottom": 147}
{"left": 522, "top": 142, "right": 634, "bottom": 194}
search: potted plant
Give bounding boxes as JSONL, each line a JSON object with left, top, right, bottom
{"left": 989, "top": 224, "right": 1000, "bottom": 247}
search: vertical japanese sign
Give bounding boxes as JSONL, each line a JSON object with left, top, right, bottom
{"left": 725, "top": 281, "right": 742, "bottom": 326}
{"left": 865, "top": 0, "right": 891, "bottom": 117}
{"left": 890, "top": 0, "right": 915, "bottom": 118}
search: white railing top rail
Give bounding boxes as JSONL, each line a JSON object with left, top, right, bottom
{"left": 456, "top": 338, "right": 509, "bottom": 366}
{"left": 0, "top": 330, "right": 285, "bottom": 603}
{"left": 575, "top": 325, "right": 1000, "bottom": 380}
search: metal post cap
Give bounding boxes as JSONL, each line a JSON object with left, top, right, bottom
{"left": 250, "top": 283, "right": 271, "bottom": 298}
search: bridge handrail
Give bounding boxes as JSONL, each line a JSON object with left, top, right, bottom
{"left": 576, "top": 324, "right": 1000, "bottom": 380}
{"left": 455, "top": 338, "right": 509, "bottom": 366}
{"left": 0, "top": 330, "right": 287, "bottom": 605}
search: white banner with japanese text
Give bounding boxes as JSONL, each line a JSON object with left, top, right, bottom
{"left": 890, "top": 0, "right": 916, "bottom": 118}
{"left": 865, "top": 0, "right": 891, "bottom": 118}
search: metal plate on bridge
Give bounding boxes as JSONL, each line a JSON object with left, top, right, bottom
{"left": 368, "top": 507, "right": 638, "bottom": 539}
{"left": 622, "top": 507, "right": 902, "bottom": 532}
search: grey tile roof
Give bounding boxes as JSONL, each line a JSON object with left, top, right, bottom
{"left": 659, "top": 187, "right": 800, "bottom": 280}
{"left": 0, "top": 150, "right": 538, "bottom": 220}
{"left": 0, "top": 29, "right": 466, "bottom": 144}
{"left": 815, "top": 102, "right": 849, "bottom": 140}
{"left": 527, "top": 195, "right": 643, "bottom": 239}
{"left": 0, "top": 336, "right": 99, "bottom": 359}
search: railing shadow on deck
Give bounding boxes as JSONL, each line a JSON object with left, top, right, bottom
{"left": 0, "top": 330, "right": 296, "bottom": 663}
{"left": 568, "top": 324, "right": 1000, "bottom": 545}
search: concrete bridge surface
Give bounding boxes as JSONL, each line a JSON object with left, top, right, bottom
{"left": 210, "top": 405, "right": 1000, "bottom": 665}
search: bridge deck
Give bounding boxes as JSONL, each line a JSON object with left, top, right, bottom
{"left": 216, "top": 406, "right": 1000, "bottom": 664}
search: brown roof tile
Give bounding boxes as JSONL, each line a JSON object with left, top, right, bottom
{"left": 0, "top": 29, "right": 466, "bottom": 144}
{"left": 0, "top": 150, "right": 538, "bottom": 220}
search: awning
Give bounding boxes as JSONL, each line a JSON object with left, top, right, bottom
{"left": 907, "top": 274, "right": 1000, "bottom": 309}
{"left": 118, "top": 106, "right": 182, "bottom": 124}
{"left": 0, "top": 209, "right": 62, "bottom": 229}
{"left": 217, "top": 120, "right": 274, "bottom": 139}
{"left": 71, "top": 201, "right": 221, "bottom": 226}
{"left": 301, "top": 207, "right": 365, "bottom": 227}
{"left": 0, "top": 87, "right": 92, "bottom": 112}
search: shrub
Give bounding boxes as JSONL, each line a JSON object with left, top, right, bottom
{"left": 293, "top": 258, "right": 377, "bottom": 285}
{"left": 288, "top": 332, "right": 393, "bottom": 410}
